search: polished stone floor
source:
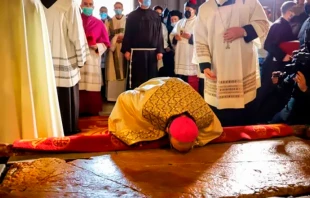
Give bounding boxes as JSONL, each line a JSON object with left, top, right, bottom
{"left": 0, "top": 137, "right": 309, "bottom": 197}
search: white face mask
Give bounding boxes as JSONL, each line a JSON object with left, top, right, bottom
{"left": 215, "top": 0, "right": 229, "bottom": 5}
{"left": 171, "top": 22, "right": 177, "bottom": 27}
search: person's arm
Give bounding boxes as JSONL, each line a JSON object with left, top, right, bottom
{"left": 169, "top": 22, "right": 179, "bottom": 46}
{"left": 242, "top": 0, "right": 270, "bottom": 43}
{"left": 67, "top": 2, "right": 89, "bottom": 68}
{"left": 276, "top": 75, "right": 296, "bottom": 93}
{"left": 94, "top": 22, "right": 110, "bottom": 55}
{"left": 108, "top": 19, "right": 114, "bottom": 41}
{"left": 162, "top": 24, "right": 169, "bottom": 49}
{"left": 121, "top": 16, "right": 133, "bottom": 54}
{"left": 193, "top": 5, "right": 212, "bottom": 73}
{"left": 301, "top": 75, "right": 310, "bottom": 98}
{"left": 95, "top": 43, "right": 107, "bottom": 55}
{"left": 156, "top": 18, "right": 165, "bottom": 54}
{"left": 304, "top": 88, "right": 310, "bottom": 100}
{"left": 264, "top": 24, "right": 287, "bottom": 62}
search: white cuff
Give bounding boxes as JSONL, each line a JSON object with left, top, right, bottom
{"left": 97, "top": 43, "right": 107, "bottom": 56}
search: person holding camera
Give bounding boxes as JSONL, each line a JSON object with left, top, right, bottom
{"left": 256, "top": 1, "right": 297, "bottom": 123}
{"left": 270, "top": 70, "right": 310, "bottom": 124}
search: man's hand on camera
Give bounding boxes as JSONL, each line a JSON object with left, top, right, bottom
{"left": 271, "top": 71, "right": 282, "bottom": 84}
{"left": 294, "top": 71, "right": 308, "bottom": 92}
{"left": 283, "top": 54, "right": 292, "bottom": 62}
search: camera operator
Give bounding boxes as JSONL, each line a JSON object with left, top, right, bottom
{"left": 270, "top": 69, "right": 310, "bottom": 124}
{"left": 255, "top": 1, "right": 296, "bottom": 124}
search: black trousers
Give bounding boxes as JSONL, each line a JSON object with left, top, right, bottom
{"left": 210, "top": 100, "right": 257, "bottom": 127}
{"left": 57, "top": 83, "right": 79, "bottom": 136}
{"left": 160, "top": 51, "right": 175, "bottom": 77}
{"left": 101, "top": 68, "right": 106, "bottom": 101}
{"left": 199, "top": 78, "right": 204, "bottom": 98}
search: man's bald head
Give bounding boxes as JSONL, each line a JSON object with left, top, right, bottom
{"left": 81, "top": 0, "right": 94, "bottom": 8}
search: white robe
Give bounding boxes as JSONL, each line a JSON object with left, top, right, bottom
{"left": 106, "top": 15, "right": 127, "bottom": 101}
{"left": 43, "top": 0, "right": 89, "bottom": 88}
{"left": 158, "top": 23, "right": 169, "bottom": 69}
{"left": 0, "top": 0, "right": 64, "bottom": 143}
{"left": 194, "top": 0, "right": 269, "bottom": 109}
{"left": 79, "top": 45, "right": 107, "bottom": 92}
{"left": 106, "top": 16, "right": 126, "bottom": 81}
{"left": 170, "top": 16, "right": 198, "bottom": 76}
{"left": 255, "top": 20, "right": 272, "bottom": 59}
{"left": 162, "top": 23, "right": 169, "bottom": 49}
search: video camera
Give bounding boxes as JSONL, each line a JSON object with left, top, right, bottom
{"left": 285, "top": 50, "right": 310, "bottom": 76}
{"left": 274, "top": 29, "right": 310, "bottom": 83}
{"left": 284, "top": 29, "right": 310, "bottom": 77}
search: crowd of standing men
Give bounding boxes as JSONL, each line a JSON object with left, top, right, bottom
{"left": 2, "top": 0, "right": 310, "bottom": 144}
{"left": 49, "top": 0, "right": 310, "bottom": 134}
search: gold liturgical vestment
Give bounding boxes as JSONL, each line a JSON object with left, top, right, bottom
{"left": 0, "top": 0, "right": 64, "bottom": 143}
{"left": 109, "top": 78, "right": 223, "bottom": 146}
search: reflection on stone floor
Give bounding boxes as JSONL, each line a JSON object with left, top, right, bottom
{"left": 0, "top": 137, "right": 309, "bottom": 197}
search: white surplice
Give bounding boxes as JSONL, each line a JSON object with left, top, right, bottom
{"left": 158, "top": 23, "right": 169, "bottom": 69}
{"left": 170, "top": 16, "right": 197, "bottom": 76}
{"left": 80, "top": 45, "right": 107, "bottom": 91}
{"left": 43, "top": 0, "right": 89, "bottom": 88}
{"left": 105, "top": 15, "right": 127, "bottom": 101}
{"left": 0, "top": 0, "right": 64, "bottom": 143}
{"left": 255, "top": 20, "right": 272, "bottom": 59}
{"left": 194, "top": 0, "right": 269, "bottom": 109}
{"left": 162, "top": 23, "right": 169, "bottom": 49}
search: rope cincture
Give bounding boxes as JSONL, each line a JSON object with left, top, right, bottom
{"left": 129, "top": 48, "right": 157, "bottom": 89}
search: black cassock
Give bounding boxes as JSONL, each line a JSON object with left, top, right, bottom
{"left": 256, "top": 17, "right": 296, "bottom": 123}
{"left": 121, "top": 7, "right": 164, "bottom": 89}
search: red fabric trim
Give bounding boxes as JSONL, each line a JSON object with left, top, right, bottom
{"left": 187, "top": 76, "right": 199, "bottom": 92}
{"left": 12, "top": 116, "right": 293, "bottom": 152}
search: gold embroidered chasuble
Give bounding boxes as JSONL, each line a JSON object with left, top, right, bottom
{"left": 108, "top": 77, "right": 223, "bottom": 146}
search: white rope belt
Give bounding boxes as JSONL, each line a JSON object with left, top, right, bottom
{"left": 128, "top": 48, "right": 157, "bottom": 89}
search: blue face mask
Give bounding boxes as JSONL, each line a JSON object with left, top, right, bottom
{"left": 114, "top": 9, "right": 123, "bottom": 15}
{"left": 142, "top": 0, "right": 151, "bottom": 7}
{"left": 100, "top": 12, "right": 108, "bottom": 20}
{"left": 82, "top": 7, "right": 93, "bottom": 16}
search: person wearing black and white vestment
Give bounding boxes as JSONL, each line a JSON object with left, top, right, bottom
{"left": 193, "top": 0, "right": 269, "bottom": 126}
